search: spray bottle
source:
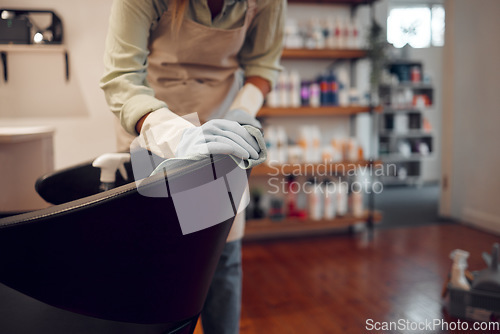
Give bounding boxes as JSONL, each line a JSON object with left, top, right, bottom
{"left": 449, "top": 249, "right": 471, "bottom": 290}
{"left": 92, "top": 153, "right": 131, "bottom": 191}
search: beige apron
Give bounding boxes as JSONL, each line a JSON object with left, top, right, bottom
{"left": 116, "top": 0, "right": 257, "bottom": 241}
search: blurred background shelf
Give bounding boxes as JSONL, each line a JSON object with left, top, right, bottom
{"left": 258, "top": 105, "right": 381, "bottom": 117}
{"left": 0, "top": 44, "right": 66, "bottom": 53}
{"left": 244, "top": 211, "right": 382, "bottom": 241}
{"left": 281, "top": 48, "right": 368, "bottom": 60}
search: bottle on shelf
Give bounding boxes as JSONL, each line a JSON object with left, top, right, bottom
{"left": 311, "top": 18, "right": 325, "bottom": 49}
{"left": 336, "top": 180, "right": 349, "bottom": 216}
{"left": 328, "top": 70, "right": 339, "bottom": 106}
{"left": 319, "top": 74, "right": 330, "bottom": 106}
{"left": 311, "top": 126, "right": 322, "bottom": 163}
{"left": 285, "top": 175, "right": 299, "bottom": 218}
{"left": 348, "top": 19, "right": 361, "bottom": 49}
{"left": 346, "top": 137, "right": 359, "bottom": 162}
{"left": 323, "top": 179, "right": 337, "bottom": 220}
{"left": 266, "top": 83, "right": 279, "bottom": 107}
{"left": 309, "top": 82, "right": 321, "bottom": 107}
{"left": 289, "top": 70, "right": 302, "bottom": 107}
{"left": 351, "top": 188, "right": 364, "bottom": 218}
{"left": 278, "top": 71, "right": 289, "bottom": 107}
{"left": 330, "top": 138, "right": 344, "bottom": 162}
{"left": 324, "top": 17, "right": 336, "bottom": 49}
{"left": 276, "top": 126, "right": 288, "bottom": 164}
{"left": 300, "top": 81, "right": 310, "bottom": 106}
{"left": 337, "top": 66, "right": 350, "bottom": 107}
{"left": 284, "top": 18, "right": 303, "bottom": 49}
{"left": 265, "top": 125, "right": 279, "bottom": 164}
{"left": 334, "top": 17, "right": 344, "bottom": 49}
{"left": 307, "top": 178, "right": 323, "bottom": 221}
{"left": 268, "top": 196, "right": 285, "bottom": 221}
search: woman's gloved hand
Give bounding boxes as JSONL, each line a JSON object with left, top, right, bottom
{"left": 223, "top": 109, "right": 262, "bottom": 129}
{"left": 175, "top": 119, "right": 260, "bottom": 159}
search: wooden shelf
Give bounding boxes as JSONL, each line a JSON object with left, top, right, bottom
{"left": 281, "top": 48, "right": 367, "bottom": 60}
{"left": 258, "top": 105, "right": 381, "bottom": 117}
{"left": 0, "top": 44, "right": 69, "bottom": 82}
{"left": 250, "top": 160, "right": 381, "bottom": 176}
{"left": 287, "top": 0, "right": 377, "bottom": 5}
{"left": 244, "top": 211, "right": 382, "bottom": 240}
{"left": 0, "top": 44, "right": 66, "bottom": 53}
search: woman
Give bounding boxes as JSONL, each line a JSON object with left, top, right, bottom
{"left": 100, "top": 0, "right": 285, "bottom": 333}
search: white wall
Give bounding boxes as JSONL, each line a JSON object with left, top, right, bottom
{"left": 0, "top": 0, "right": 116, "bottom": 169}
{"left": 440, "top": 0, "right": 500, "bottom": 234}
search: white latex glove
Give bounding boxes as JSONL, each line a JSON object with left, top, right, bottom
{"left": 137, "top": 108, "right": 196, "bottom": 159}
{"left": 224, "top": 109, "right": 262, "bottom": 129}
{"left": 175, "top": 119, "right": 260, "bottom": 160}
{"left": 136, "top": 108, "right": 260, "bottom": 160}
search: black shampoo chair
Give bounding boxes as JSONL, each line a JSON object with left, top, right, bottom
{"left": 0, "top": 154, "right": 247, "bottom": 334}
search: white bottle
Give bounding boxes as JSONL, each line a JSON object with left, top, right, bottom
{"left": 298, "top": 126, "right": 311, "bottom": 163}
{"left": 333, "top": 17, "right": 342, "bottom": 49}
{"left": 449, "top": 249, "right": 471, "bottom": 290}
{"left": 307, "top": 178, "right": 323, "bottom": 221}
{"left": 337, "top": 66, "right": 350, "bottom": 107}
{"left": 397, "top": 166, "right": 408, "bottom": 180}
{"left": 311, "top": 126, "right": 322, "bottom": 163}
{"left": 350, "top": 20, "right": 361, "bottom": 49}
{"left": 265, "top": 126, "right": 279, "bottom": 165}
{"left": 351, "top": 190, "right": 363, "bottom": 217}
{"left": 325, "top": 17, "right": 336, "bottom": 49}
{"left": 342, "top": 17, "right": 349, "bottom": 49}
{"left": 336, "top": 17, "right": 346, "bottom": 49}
{"left": 284, "top": 19, "right": 302, "bottom": 49}
{"left": 278, "top": 71, "right": 289, "bottom": 107}
{"left": 266, "top": 83, "right": 279, "bottom": 107}
{"left": 347, "top": 137, "right": 359, "bottom": 162}
{"left": 336, "top": 181, "right": 348, "bottom": 216}
{"left": 289, "top": 70, "right": 301, "bottom": 107}
{"left": 276, "top": 126, "right": 288, "bottom": 164}
{"left": 311, "top": 18, "right": 325, "bottom": 49}
{"left": 323, "top": 180, "right": 337, "bottom": 220}
{"left": 309, "top": 83, "right": 321, "bottom": 107}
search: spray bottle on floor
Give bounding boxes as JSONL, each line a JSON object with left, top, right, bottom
{"left": 449, "top": 249, "right": 471, "bottom": 290}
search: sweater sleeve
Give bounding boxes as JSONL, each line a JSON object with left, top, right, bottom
{"left": 100, "top": 0, "right": 169, "bottom": 135}
{"left": 238, "top": 0, "right": 286, "bottom": 88}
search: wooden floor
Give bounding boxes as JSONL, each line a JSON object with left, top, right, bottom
{"left": 238, "top": 223, "right": 500, "bottom": 334}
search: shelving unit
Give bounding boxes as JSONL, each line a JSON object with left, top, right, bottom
{"left": 0, "top": 44, "right": 69, "bottom": 82}
{"left": 378, "top": 60, "right": 435, "bottom": 186}
{"left": 244, "top": 0, "right": 381, "bottom": 240}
